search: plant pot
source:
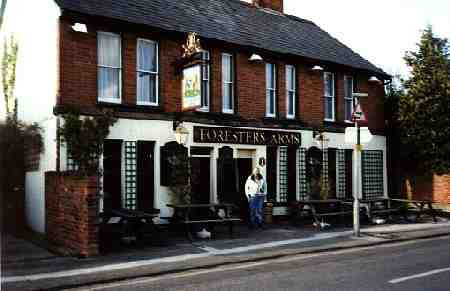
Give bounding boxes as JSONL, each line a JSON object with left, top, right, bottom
{"left": 264, "top": 202, "right": 274, "bottom": 224}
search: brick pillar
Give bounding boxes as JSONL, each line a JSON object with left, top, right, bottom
{"left": 45, "top": 172, "right": 99, "bottom": 257}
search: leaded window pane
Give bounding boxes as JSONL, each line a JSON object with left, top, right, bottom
{"left": 362, "top": 150, "right": 384, "bottom": 200}
{"left": 279, "top": 147, "right": 288, "bottom": 202}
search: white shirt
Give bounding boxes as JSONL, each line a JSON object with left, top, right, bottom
{"left": 245, "top": 177, "right": 259, "bottom": 197}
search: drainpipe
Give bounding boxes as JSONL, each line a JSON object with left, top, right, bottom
{"left": 56, "top": 116, "right": 61, "bottom": 173}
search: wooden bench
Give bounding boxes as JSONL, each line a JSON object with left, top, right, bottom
{"left": 167, "top": 203, "right": 242, "bottom": 240}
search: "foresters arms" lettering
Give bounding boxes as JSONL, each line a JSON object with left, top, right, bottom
{"left": 194, "top": 127, "right": 301, "bottom": 146}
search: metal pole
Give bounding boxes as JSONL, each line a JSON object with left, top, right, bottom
{"left": 353, "top": 99, "right": 361, "bottom": 237}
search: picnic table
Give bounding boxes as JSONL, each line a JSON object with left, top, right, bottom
{"left": 345, "top": 198, "right": 438, "bottom": 223}
{"left": 352, "top": 198, "right": 401, "bottom": 221}
{"left": 167, "top": 203, "right": 241, "bottom": 240}
{"left": 100, "top": 208, "right": 161, "bottom": 247}
{"left": 389, "top": 198, "right": 438, "bottom": 222}
{"left": 290, "top": 199, "right": 353, "bottom": 229}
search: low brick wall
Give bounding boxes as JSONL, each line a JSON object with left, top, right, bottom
{"left": 45, "top": 172, "right": 99, "bottom": 257}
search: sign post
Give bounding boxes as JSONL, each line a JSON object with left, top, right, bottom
{"left": 350, "top": 93, "right": 369, "bottom": 237}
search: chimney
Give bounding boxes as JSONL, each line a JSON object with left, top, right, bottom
{"left": 252, "top": 0, "right": 284, "bottom": 13}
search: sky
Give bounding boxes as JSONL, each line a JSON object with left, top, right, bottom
{"left": 284, "top": 0, "right": 450, "bottom": 78}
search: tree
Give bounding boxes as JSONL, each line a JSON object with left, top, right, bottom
{"left": 2, "top": 35, "right": 18, "bottom": 121}
{"left": 0, "top": 0, "right": 7, "bottom": 29}
{"left": 399, "top": 26, "right": 450, "bottom": 174}
{"left": 59, "top": 107, "right": 117, "bottom": 176}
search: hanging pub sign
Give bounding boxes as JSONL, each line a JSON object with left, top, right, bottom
{"left": 182, "top": 65, "right": 202, "bottom": 110}
{"left": 180, "top": 32, "right": 204, "bottom": 111}
{"left": 194, "top": 126, "right": 302, "bottom": 146}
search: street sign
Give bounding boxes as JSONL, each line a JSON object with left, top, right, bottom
{"left": 352, "top": 102, "right": 366, "bottom": 122}
{"left": 344, "top": 127, "right": 373, "bottom": 144}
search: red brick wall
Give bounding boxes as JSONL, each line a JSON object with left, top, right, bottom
{"left": 300, "top": 68, "right": 324, "bottom": 127}
{"left": 404, "top": 174, "right": 450, "bottom": 204}
{"left": 58, "top": 16, "right": 385, "bottom": 132}
{"left": 45, "top": 172, "right": 99, "bottom": 257}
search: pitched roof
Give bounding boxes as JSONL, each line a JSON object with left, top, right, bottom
{"left": 55, "top": 0, "right": 388, "bottom": 77}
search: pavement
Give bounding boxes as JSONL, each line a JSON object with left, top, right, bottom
{"left": 2, "top": 217, "right": 450, "bottom": 291}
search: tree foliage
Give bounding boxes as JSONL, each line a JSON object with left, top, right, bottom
{"left": 59, "top": 108, "right": 117, "bottom": 176}
{"left": 2, "top": 35, "right": 18, "bottom": 120}
{"left": 399, "top": 26, "right": 450, "bottom": 174}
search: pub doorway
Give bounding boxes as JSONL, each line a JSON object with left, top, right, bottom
{"left": 237, "top": 158, "right": 253, "bottom": 221}
{"left": 190, "top": 157, "right": 211, "bottom": 204}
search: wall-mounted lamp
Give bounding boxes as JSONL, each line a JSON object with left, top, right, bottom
{"left": 72, "top": 23, "right": 88, "bottom": 33}
{"left": 249, "top": 54, "right": 263, "bottom": 62}
{"left": 173, "top": 120, "right": 189, "bottom": 145}
{"left": 313, "top": 130, "right": 330, "bottom": 149}
{"left": 311, "top": 65, "right": 324, "bottom": 71}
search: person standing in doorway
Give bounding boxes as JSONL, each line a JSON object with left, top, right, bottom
{"left": 245, "top": 167, "right": 267, "bottom": 229}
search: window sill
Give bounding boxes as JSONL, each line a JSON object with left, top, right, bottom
{"left": 136, "top": 101, "right": 159, "bottom": 106}
{"left": 98, "top": 98, "right": 121, "bottom": 104}
{"left": 323, "top": 120, "right": 355, "bottom": 127}
{"left": 97, "top": 102, "right": 164, "bottom": 113}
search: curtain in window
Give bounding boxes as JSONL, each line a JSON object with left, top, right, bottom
{"left": 344, "top": 77, "right": 353, "bottom": 121}
{"left": 98, "top": 33, "right": 121, "bottom": 100}
{"left": 137, "top": 40, "right": 158, "bottom": 104}
{"left": 222, "top": 54, "right": 233, "bottom": 111}
{"left": 324, "top": 73, "right": 334, "bottom": 120}
{"left": 286, "top": 65, "right": 295, "bottom": 117}
{"left": 201, "top": 51, "right": 210, "bottom": 109}
{"left": 266, "top": 63, "right": 276, "bottom": 116}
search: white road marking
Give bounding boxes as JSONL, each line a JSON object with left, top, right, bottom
{"left": 389, "top": 267, "right": 450, "bottom": 284}
{"left": 2, "top": 231, "right": 351, "bottom": 284}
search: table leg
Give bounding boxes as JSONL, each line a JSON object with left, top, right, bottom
{"left": 415, "top": 203, "right": 424, "bottom": 221}
{"left": 185, "top": 209, "right": 193, "bottom": 241}
{"left": 310, "top": 205, "right": 321, "bottom": 229}
{"left": 428, "top": 202, "right": 438, "bottom": 223}
{"left": 229, "top": 221, "right": 233, "bottom": 238}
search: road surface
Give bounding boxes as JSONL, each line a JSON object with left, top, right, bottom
{"left": 69, "top": 236, "right": 450, "bottom": 291}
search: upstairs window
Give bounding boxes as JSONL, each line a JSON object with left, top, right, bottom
{"left": 222, "top": 53, "right": 234, "bottom": 113}
{"left": 98, "top": 32, "right": 122, "bottom": 103}
{"left": 324, "top": 72, "right": 335, "bottom": 121}
{"left": 137, "top": 39, "right": 159, "bottom": 105}
{"left": 286, "top": 65, "right": 296, "bottom": 119}
{"left": 200, "top": 51, "right": 210, "bottom": 111}
{"left": 266, "top": 63, "right": 276, "bottom": 117}
{"left": 344, "top": 76, "right": 354, "bottom": 122}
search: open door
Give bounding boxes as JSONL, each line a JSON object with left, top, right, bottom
{"left": 103, "top": 139, "right": 123, "bottom": 211}
{"left": 137, "top": 141, "right": 155, "bottom": 211}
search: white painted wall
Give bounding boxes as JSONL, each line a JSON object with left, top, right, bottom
{"left": 24, "top": 117, "right": 58, "bottom": 233}
{"left": 1, "top": 0, "right": 61, "bottom": 233}
{"left": 104, "top": 119, "right": 387, "bottom": 217}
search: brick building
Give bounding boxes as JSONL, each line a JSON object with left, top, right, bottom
{"left": 4, "top": 0, "right": 390, "bottom": 234}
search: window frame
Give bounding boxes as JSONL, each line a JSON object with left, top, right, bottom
{"left": 97, "top": 31, "right": 122, "bottom": 104}
{"left": 136, "top": 38, "right": 159, "bottom": 106}
{"left": 221, "top": 53, "right": 234, "bottom": 114}
{"left": 266, "top": 62, "right": 277, "bottom": 118}
{"left": 198, "top": 51, "right": 210, "bottom": 112}
{"left": 323, "top": 72, "right": 335, "bottom": 121}
{"left": 286, "top": 65, "right": 296, "bottom": 119}
{"left": 344, "top": 75, "right": 354, "bottom": 123}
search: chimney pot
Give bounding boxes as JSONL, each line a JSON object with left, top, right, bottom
{"left": 251, "top": 0, "right": 283, "bottom": 13}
